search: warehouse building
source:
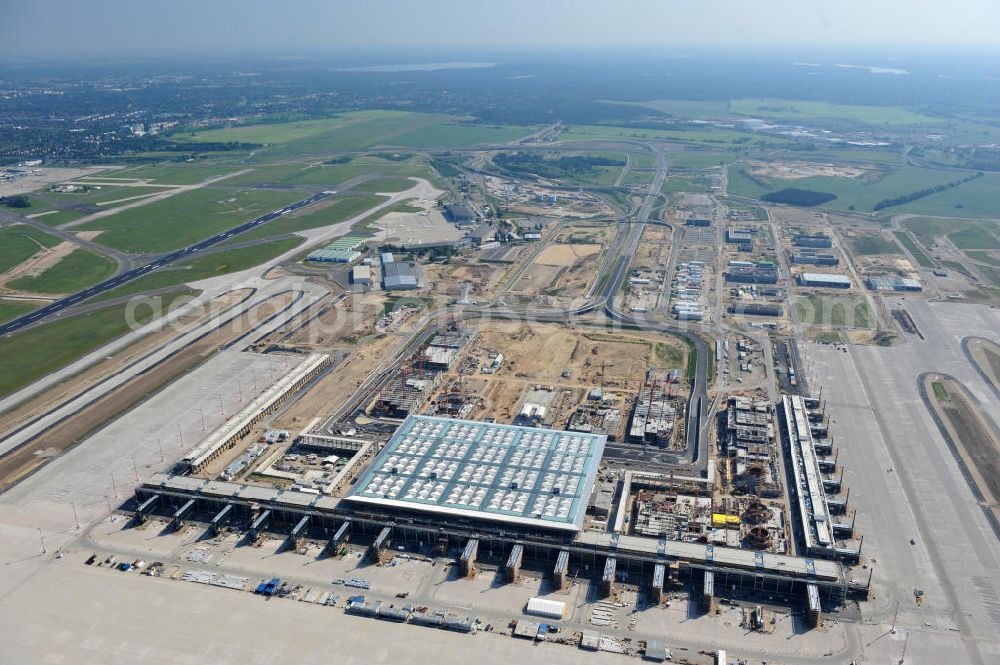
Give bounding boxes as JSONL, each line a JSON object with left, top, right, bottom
{"left": 793, "top": 233, "right": 833, "bottom": 248}
{"left": 797, "top": 272, "right": 851, "bottom": 289}
{"left": 865, "top": 276, "right": 922, "bottom": 292}
{"left": 685, "top": 218, "right": 711, "bottom": 227}
{"left": 791, "top": 251, "right": 839, "bottom": 266}
{"left": 726, "top": 267, "right": 778, "bottom": 285}
{"left": 445, "top": 202, "right": 476, "bottom": 224}
{"left": 728, "top": 303, "right": 783, "bottom": 317}
{"left": 306, "top": 236, "right": 367, "bottom": 263}
{"left": 382, "top": 259, "right": 419, "bottom": 290}
{"left": 726, "top": 228, "right": 755, "bottom": 244}
{"left": 351, "top": 265, "right": 372, "bottom": 286}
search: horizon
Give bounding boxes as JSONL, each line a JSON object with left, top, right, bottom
{"left": 3, "top": 0, "right": 1000, "bottom": 57}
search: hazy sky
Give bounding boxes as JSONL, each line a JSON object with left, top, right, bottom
{"left": 1, "top": 0, "right": 998, "bottom": 57}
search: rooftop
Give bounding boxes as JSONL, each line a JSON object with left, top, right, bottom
{"left": 344, "top": 415, "right": 607, "bottom": 532}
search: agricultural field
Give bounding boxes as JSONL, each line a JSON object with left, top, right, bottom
{"left": 79, "top": 187, "right": 306, "bottom": 253}
{"left": 6, "top": 248, "right": 116, "bottom": 294}
{"left": 0, "top": 293, "right": 192, "bottom": 398}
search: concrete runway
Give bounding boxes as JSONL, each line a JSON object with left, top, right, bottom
{"left": 807, "top": 297, "right": 1000, "bottom": 665}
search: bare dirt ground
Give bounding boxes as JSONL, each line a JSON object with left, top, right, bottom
{"left": 767, "top": 207, "right": 827, "bottom": 227}
{"left": 437, "top": 321, "right": 688, "bottom": 426}
{"left": 510, "top": 263, "right": 564, "bottom": 296}
{"left": 924, "top": 375, "right": 1000, "bottom": 524}
{"left": 278, "top": 291, "right": 385, "bottom": 349}
{"left": 0, "top": 239, "right": 80, "bottom": 290}
{"left": 422, "top": 260, "right": 507, "bottom": 300}
{"left": 750, "top": 161, "right": 874, "bottom": 180}
{"left": 271, "top": 333, "right": 399, "bottom": 433}
{"left": 535, "top": 242, "right": 602, "bottom": 267}
{"left": 0, "top": 290, "right": 289, "bottom": 492}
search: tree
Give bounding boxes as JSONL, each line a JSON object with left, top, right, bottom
{"left": 0, "top": 194, "right": 30, "bottom": 208}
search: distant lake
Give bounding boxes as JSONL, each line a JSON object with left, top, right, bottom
{"left": 333, "top": 62, "right": 496, "bottom": 72}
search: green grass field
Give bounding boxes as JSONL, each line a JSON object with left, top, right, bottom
{"left": 966, "top": 250, "right": 1000, "bottom": 267}
{"left": 667, "top": 151, "right": 729, "bottom": 169}
{"left": 904, "top": 217, "right": 1000, "bottom": 250}
{"left": 0, "top": 299, "right": 38, "bottom": 324}
{"left": 626, "top": 151, "right": 658, "bottom": 169}
{"left": 620, "top": 170, "right": 652, "bottom": 187}
{"left": 349, "top": 177, "right": 416, "bottom": 193}
{"left": 231, "top": 195, "right": 387, "bottom": 242}
{"left": 560, "top": 123, "right": 776, "bottom": 147}
{"left": 601, "top": 99, "right": 735, "bottom": 119}
{"left": 7, "top": 248, "right": 116, "bottom": 294}
{"left": 95, "top": 238, "right": 303, "bottom": 300}
{"left": 180, "top": 111, "right": 538, "bottom": 159}
{"left": 728, "top": 98, "right": 942, "bottom": 125}
{"left": 80, "top": 187, "right": 306, "bottom": 253}
{"left": 221, "top": 156, "right": 432, "bottom": 188}
{"left": 948, "top": 223, "right": 1000, "bottom": 250}
{"left": 941, "top": 259, "right": 972, "bottom": 277}
{"left": 851, "top": 232, "right": 902, "bottom": 256}
{"left": 0, "top": 225, "right": 60, "bottom": 273}
{"left": 108, "top": 162, "right": 248, "bottom": 185}
{"left": 796, "top": 294, "right": 874, "bottom": 328}
{"left": 728, "top": 162, "right": 973, "bottom": 214}
{"left": 0, "top": 292, "right": 193, "bottom": 398}
{"left": 893, "top": 231, "right": 935, "bottom": 267}
{"left": 889, "top": 172, "right": 1000, "bottom": 219}
{"left": 663, "top": 174, "right": 713, "bottom": 193}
